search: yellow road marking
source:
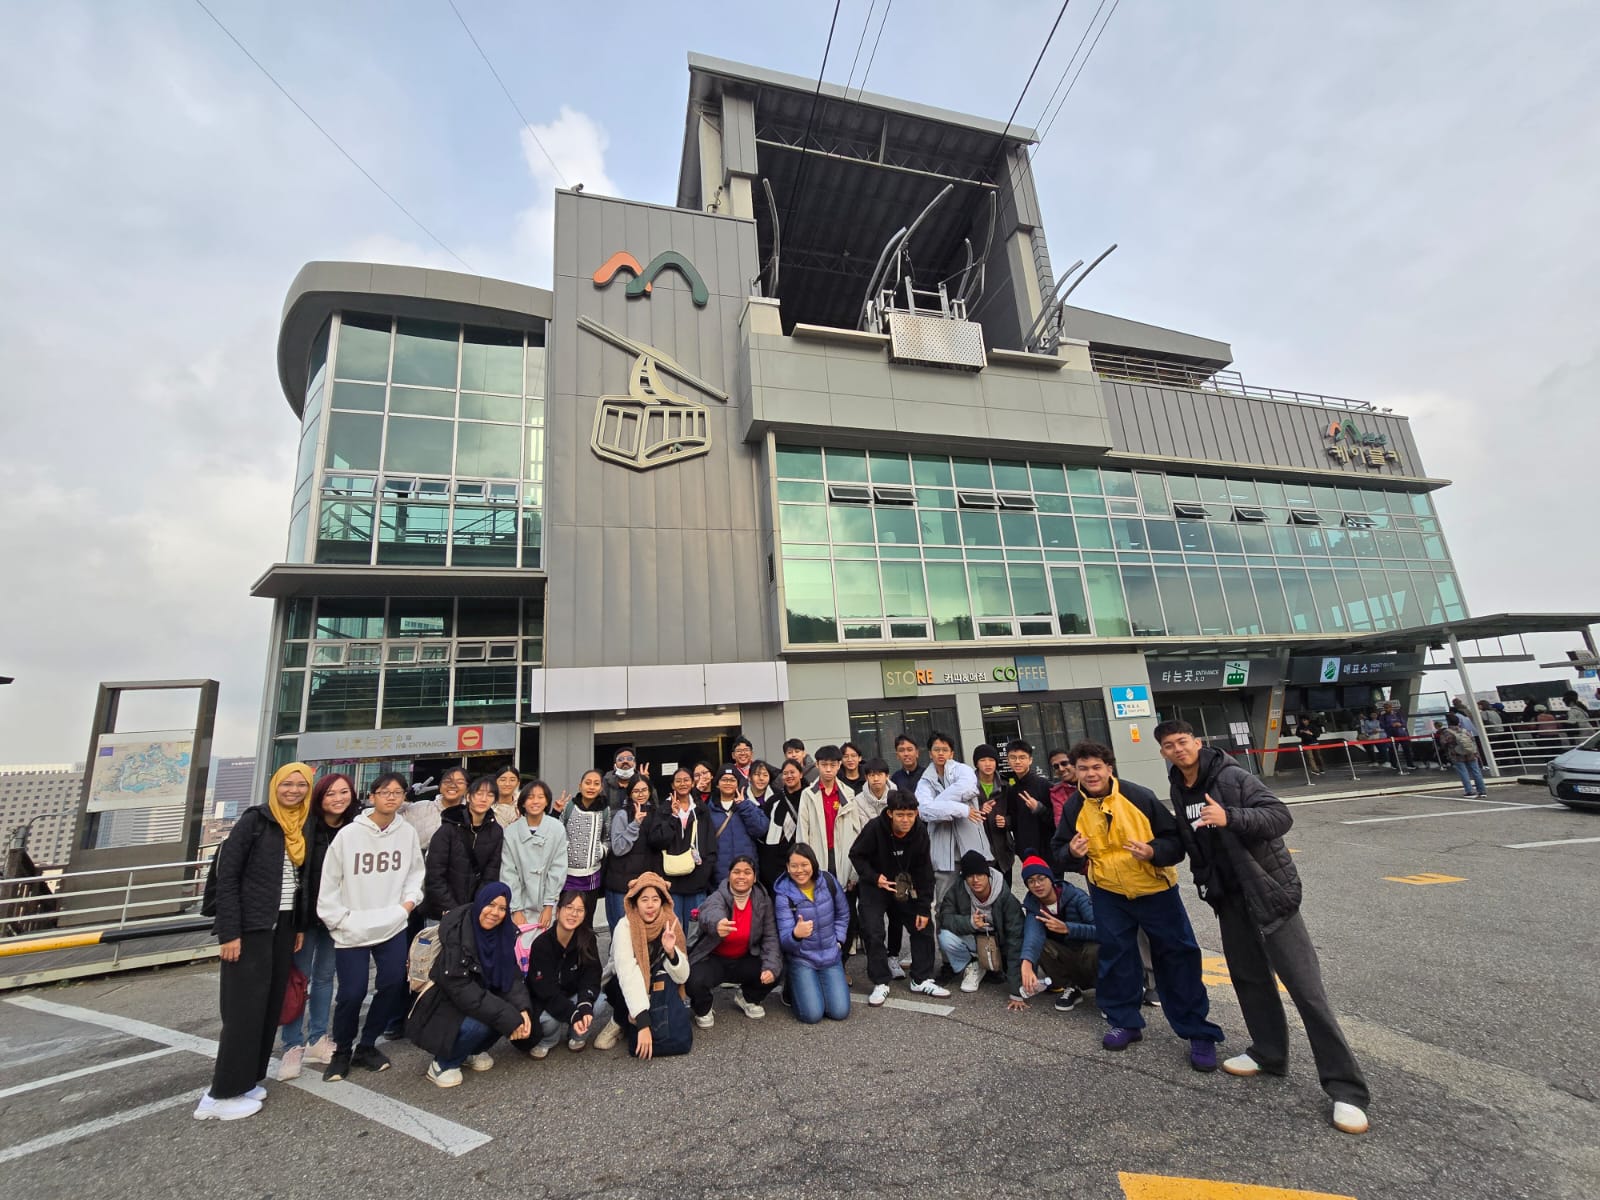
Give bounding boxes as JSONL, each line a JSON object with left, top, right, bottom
{"left": 1200, "top": 954, "right": 1285, "bottom": 994}
{"left": 1287, "top": 848, "right": 1300, "bottom": 854}
{"left": 1384, "top": 872, "right": 1466, "bottom": 885}
{"left": 1119, "top": 1172, "right": 1357, "bottom": 1200}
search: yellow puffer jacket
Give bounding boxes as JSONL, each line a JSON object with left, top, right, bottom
{"left": 1075, "top": 781, "right": 1179, "bottom": 899}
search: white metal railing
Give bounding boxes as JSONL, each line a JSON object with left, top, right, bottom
{"left": 1481, "top": 723, "right": 1592, "bottom": 775}
{"left": 0, "top": 858, "right": 213, "bottom": 948}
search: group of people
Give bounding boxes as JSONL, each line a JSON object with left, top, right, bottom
{"left": 199, "top": 726, "right": 1370, "bottom": 1137}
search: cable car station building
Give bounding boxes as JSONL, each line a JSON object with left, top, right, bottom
{"left": 254, "top": 53, "right": 1578, "bottom": 794}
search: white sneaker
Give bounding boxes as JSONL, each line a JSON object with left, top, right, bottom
{"left": 909, "top": 978, "right": 952, "bottom": 998}
{"left": 303, "top": 1035, "right": 335, "bottom": 1065}
{"left": 1332, "top": 1102, "right": 1369, "bottom": 1134}
{"left": 426, "top": 1062, "right": 463, "bottom": 1088}
{"left": 527, "top": 1042, "right": 551, "bottom": 1059}
{"left": 694, "top": 1010, "right": 716, "bottom": 1029}
{"left": 567, "top": 1037, "right": 588, "bottom": 1052}
{"left": 887, "top": 959, "right": 907, "bottom": 980}
{"left": 276, "top": 1045, "right": 304, "bottom": 1081}
{"left": 193, "top": 1091, "right": 262, "bottom": 1121}
{"left": 463, "top": 1052, "right": 494, "bottom": 1072}
{"left": 1222, "top": 1053, "right": 1261, "bottom": 1077}
{"left": 868, "top": 983, "right": 891, "bottom": 1007}
{"left": 245, "top": 1085, "right": 267, "bottom": 1101}
{"left": 731, "top": 992, "right": 766, "bottom": 1020}
{"left": 593, "top": 1020, "right": 623, "bottom": 1051}
{"left": 959, "top": 962, "right": 984, "bottom": 993}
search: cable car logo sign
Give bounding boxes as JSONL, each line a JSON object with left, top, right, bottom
{"left": 592, "top": 250, "right": 710, "bottom": 308}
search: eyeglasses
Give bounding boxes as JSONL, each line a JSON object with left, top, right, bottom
{"left": 1050, "top": 761, "right": 1071, "bottom": 771}
{"left": 615, "top": 756, "right": 635, "bottom": 765}
{"left": 372, "top": 787, "right": 406, "bottom": 798}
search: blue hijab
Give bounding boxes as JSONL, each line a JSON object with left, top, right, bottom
{"left": 471, "top": 881, "right": 517, "bottom": 993}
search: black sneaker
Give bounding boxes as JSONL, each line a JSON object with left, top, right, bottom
{"left": 1054, "top": 986, "right": 1083, "bottom": 1011}
{"left": 323, "top": 1049, "right": 352, "bottom": 1083}
{"left": 1142, "top": 986, "right": 1161, "bottom": 1007}
{"left": 352, "top": 1044, "right": 392, "bottom": 1073}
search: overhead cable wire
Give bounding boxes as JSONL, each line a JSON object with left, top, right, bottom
{"left": 1030, "top": 0, "right": 1110, "bottom": 135}
{"left": 776, "top": 0, "right": 845, "bottom": 286}
{"left": 842, "top": 0, "right": 877, "bottom": 95}
{"left": 1039, "top": 0, "right": 1124, "bottom": 142}
{"left": 852, "top": 0, "right": 893, "bottom": 99}
{"left": 191, "top": 0, "right": 473, "bottom": 271}
{"left": 985, "top": 0, "right": 1074, "bottom": 169}
{"left": 446, "top": 0, "right": 571, "bottom": 188}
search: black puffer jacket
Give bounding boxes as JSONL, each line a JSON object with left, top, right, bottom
{"left": 1166, "top": 747, "right": 1300, "bottom": 934}
{"left": 212, "top": 806, "right": 301, "bottom": 943}
{"left": 644, "top": 802, "right": 717, "bottom": 896}
{"left": 293, "top": 811, "right": 358, "bottom": 930}
{"left": 424, "top": 805, "right": 505, "bottom": 918}
{"left": 524, "top": 926, "right": 602, "bottom": 1025}
{"left": 406, "top": 902, "right": 531, "bottom": 1058}
{"left": 604, "top": 803, "right": 659, "bottom": 894}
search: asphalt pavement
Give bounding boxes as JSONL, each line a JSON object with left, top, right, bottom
{"left": 3, "top": 785, "right": 1597, "bottom": 1200}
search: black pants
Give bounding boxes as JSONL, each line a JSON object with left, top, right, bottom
{"left": 212, "top": 916, "right": 296, "bottom": 1099}
{"left": 685, "top": 954, "right": 777, "bottom": 1016}
{"left": 1215, "top": 893, "right": 1369, "bottom": 1107}
{"left": 857, "top": 885, "right": 933, "bottom": 985}
{"left": 1038, "top": 937, "right": 1098, "bottom": 991}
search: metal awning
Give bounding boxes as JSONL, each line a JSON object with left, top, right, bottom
{"left": 250, "top": 564, "right": 546, "bottom": 600}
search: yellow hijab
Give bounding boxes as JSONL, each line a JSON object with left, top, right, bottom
{"left": 266, "top": 762, "right": 313, "bottom": 867}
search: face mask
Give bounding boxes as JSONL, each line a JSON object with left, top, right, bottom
{"left": 615, "top": 766, "right": 635, "bottom": 779}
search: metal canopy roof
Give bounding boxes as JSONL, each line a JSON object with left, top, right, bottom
{"left": 251, "top": 564, "right": 546, "bottom": 600}
{"left": 1133, "top": 612, "right": 1600, "bottom": 660}
{"left": 685, "top": 54, "right": 1034, "bottom": 334}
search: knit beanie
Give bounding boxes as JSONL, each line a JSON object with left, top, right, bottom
{"left": 1019, "top": 855, "right": 1053, "bottom": 883}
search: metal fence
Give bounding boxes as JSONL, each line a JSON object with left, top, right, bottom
{"left": 1090, "top": 351, "right": 1377, "bottom": 413}
{"left": 0, "top": 857, "right": 212, "bottom": 954}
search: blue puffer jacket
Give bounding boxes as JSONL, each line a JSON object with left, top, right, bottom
{"left": 774, "top": 871, "right": 847, "bottom": 971}
{"left": 706, "top": 797, "right": 770, "bottom": 885}
{"left": 1020, "top": 877, "right": 1097, "bottom": 968}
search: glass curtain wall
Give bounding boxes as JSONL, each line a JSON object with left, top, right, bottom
{"left": 776, "top": 445, "right": 1463, "bottom": 646}
{"left": 303, "top": 313, "right": 547, "bottom": 568}
{"left": 273, "top": 595, "right": 544, "bottom": 736}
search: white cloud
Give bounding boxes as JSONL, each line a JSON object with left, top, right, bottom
{"left": 510, "top": 106, "right": 619, "bottom": 282}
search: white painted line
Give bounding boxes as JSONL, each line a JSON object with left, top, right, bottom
{"left": 850, "top": 992, "right": 956, "bottom": 1017}
{"left": 2, "top": 995, "right": 491, "bottom": 1157}
{"left": 0, "top": 1093, "right": 191, "bottom": 1165}
{"left": 5, "top": 995, "right": 215, "bottom": 1054}
{"left": 0, "top": 1046, "right": 179, "bottom": 1100}
{"left": 1504, "top": 836, "right": 1600, "bottom": 849}
{"left": 1342, "top": 805, "right": 1562, "bottom": 824}
{"left": 282, "top": 1072, "right": 491, "bottom": 1156}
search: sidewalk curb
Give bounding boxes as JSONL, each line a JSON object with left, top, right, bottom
{"left": 1281, "top": 777, "right": 1531, "bottom": 805}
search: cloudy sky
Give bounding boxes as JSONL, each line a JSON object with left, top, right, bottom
{"left": 2, "top": 0, "right": 1596, "bottom": 763}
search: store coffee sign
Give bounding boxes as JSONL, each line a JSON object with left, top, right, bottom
{"left": 881, "top": 657, "right": 1049, "bottom": 699}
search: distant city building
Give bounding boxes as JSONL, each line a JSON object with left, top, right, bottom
{"left": 211, "top": 756, "right": 256, "bottom": 820}
{"left": 0, "top": 764, "right": 83, "bottom": 869}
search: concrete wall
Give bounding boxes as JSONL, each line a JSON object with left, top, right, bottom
{"left": 1103, "top": 380, "right": 1431, "bottom": 482}
{"left": 741, "top": 326, "right": 1111, "bottom": 454}
{"left": 786, "top": 649, "right": 1167, "bottom": 792}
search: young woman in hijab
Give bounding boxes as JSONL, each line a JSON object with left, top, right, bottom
{"left": 520, "top": 889, "right": 616, "bottom": 1057}
{"left": 196, "top": 762, "right": 313, "bottom": 1121}
{"left": 605, "top": 774, "right": 658, "bottom": 929}
{"left": 424, "top": 774, "right": 504, "bottom": 919}
{"left": 774, "top": 843, "right": 851, "bottom": 1025}
{"left": 601, "top": 872, "right": 691, "bottom": 1059}
{"left": 757, "top": 760, "right": 805, "bottom": 891}
{"left": 559, "top": 769, "right": 610, "bottom": 928}
{"left": 491, "top": 764, "right": 522, "bottom": 827}
{"left": 645, "top": 768, "right": 717, "bottom": 928}
{"left": 277, "top": 771, "right": 359, "bottom": 1080}
{"left": 408, "top": 881, "right": 533, "bottom": 1088}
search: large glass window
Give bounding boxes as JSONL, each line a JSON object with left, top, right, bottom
{"left": 324, "top": 412, "right": 382, "bottom": 471}
{"left": 305, "top": 668, "right": 379, "bottom": 731}
{"left": 1050, "top": 567, "right": 1091, "bottom": 634}
{"left": 1154, "top": 566, "right": 1200, "bottom": 636}
{"left": 378, "top": 501, "right": 449, "bottom": 565}
{"left": 1084, "top": 565, "right": 1131, "bottom": 637}
{"left": 784, "top": 560, "right": 837, "bottom": 644}
{"left": 392, "top": 319, "right": 459, "bottom": 388}
{"left": 381, "top": 667, "right": 450, "bottom": 727}
{"left": 334, "top": 314, "right": 391, "bottom": 382}
{"left": 453, "top": 665, "right": 517, "bottom": 721}
{"left": 316, "top": 501, "right": 374, "bottom": 564}
{"left": 926, "top": 563, "right": 973, "bottom": 641}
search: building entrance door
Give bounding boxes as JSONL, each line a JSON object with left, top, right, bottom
{"left": 596, "top": 733, "right": 732, "bottom": 795}
{"left": 981, "top": 710, "right": 1023, "bottom": 752}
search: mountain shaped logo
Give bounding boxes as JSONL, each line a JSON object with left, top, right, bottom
{"left": 592, "top": 250, "right": 709, "bottom": 307}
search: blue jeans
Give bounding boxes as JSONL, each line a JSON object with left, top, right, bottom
{"left": 786, "top": 958, "right": 850, "bottom": 1024}
{"left": 1451, "top": 759, "right": 1487, "bottom": 795}
{"left": 604, "top": 891, "right": 626, "bottom": 932}
{"left": 534, "top": 991, "right": 613, "bottom": 1051}
{"left": 280, "top": 924, "right": 336, "bottom": 1050}
{"left": 1091, "top": 883, "right": 1223, "bottom": 1042}
{"left": 937, "top": 929, "right": 978, "bottom": 972}
{"left": 670, "top": 891, "right": 705, "bottom": 936}
{"left": 332, "top": 931, "right": 409, "bottom": 1051}
{"left": 436, "top": 1016, "right": 499, "bottom": 1071}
